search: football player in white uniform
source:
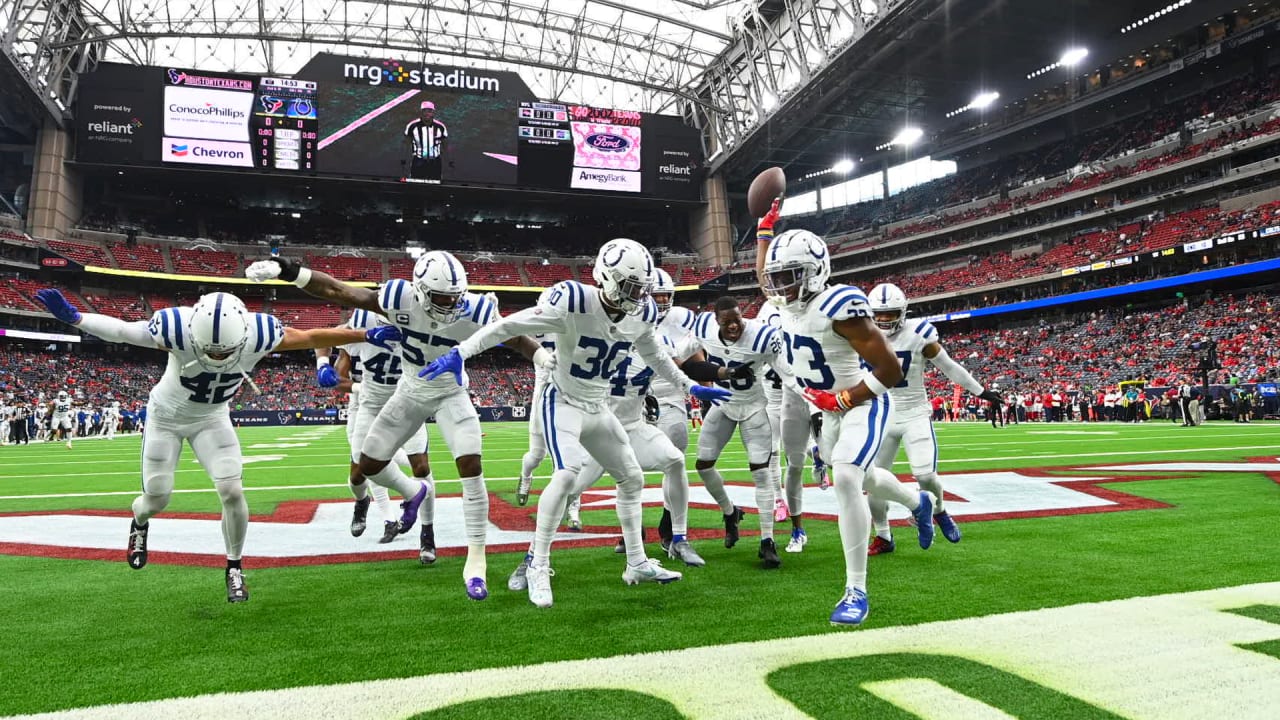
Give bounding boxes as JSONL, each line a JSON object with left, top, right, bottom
{"left": 35, "top": 288, "right": 393, "bottom": 602}
{"left": 423, "top": 239, "right": 731, "bottom": 608}
{"left": 49, "top": 390, "right": 74, "bottom": 448}
{"left": 866, "top": 283, "right": 1000, "bottom": 553}
{"left": 692, "top": 296, "right": 790, "bottom": 568}
{"left": 322, "top": 309, "right": 437, "bottom": 560}
{"left": 517, "top": 289, "right": 557, "bottom": 507}
{"left": 755, "top": 300, "right": 828, "bottom": 553}
{"left": 764, "top": 230, "right": 934, "bottom": 626}
{"left": 102, "top": 401, "right": 120, "bottom": 440}
{"left": 248, "top": 251, "right": 544, "bottom": 600}
{"left": 650, "top": 269, "right": 701, "bottom": 451}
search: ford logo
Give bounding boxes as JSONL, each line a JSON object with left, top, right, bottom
{"left": 586, "top": 133, "right": 629, "bottom": 151}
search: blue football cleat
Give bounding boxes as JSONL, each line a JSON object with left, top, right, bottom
{"left": 934, "top": 511, "right": 962, "bottom": 543}
{"left": 830, "top": 587, "right": 869, "bottom": 626}
{"left": 396, "top": 482, "right": 429, "bottom": 534}
{"left": 465, "top": 577, "right": 489, "bottom": 601}
{"left": 912, "top": 492, "right": 935, "bottom": 549}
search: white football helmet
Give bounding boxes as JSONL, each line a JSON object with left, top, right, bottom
{"left": 763, "top": 229, "right": 831, "bottom": 307}
{"left": 56, "top": 390, "right": 68, "bottom": 401}
{"left": 188, "top": 292, "right": 251, "bottom": 372}
{"left": 592, "top": 238, "right": 654, "bottom": 315}
{"left": 651, "top": 268, "right": 675, "bottom": 320}
{"left": 412, "top": 250, "right": 468, "bottom": 322}
{"left": 869, "top": 283, "right": 909, "bottom": 333}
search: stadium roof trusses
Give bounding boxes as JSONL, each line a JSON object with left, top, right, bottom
{"left": 0, "top": 0, "right": 895, "bottom": 162}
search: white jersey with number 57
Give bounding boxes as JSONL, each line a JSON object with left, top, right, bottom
{"left": 145, "top": 306, "right": 284, "bottom": 418}
{"left": 376, "top": 278, "right": 498, "bottom": 396}
{"left": 778, "top": 284, "right": 873, "bottom": 392}
{"left": 885, "top": 319, "right": 939, "bottom": 420}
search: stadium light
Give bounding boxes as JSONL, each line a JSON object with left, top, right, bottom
{"left": 1121, "top": 0, "right": 1192, "bottom": 33}
{"left": 1026, "top": 48, "right": 1090, "bottom": 79}
{"left": 761, "top": 91, "right": 778, "bottom": 112}
{"left": 946, "top": 91, "right": 1000, "bottom": 118}
{"left": 1060, "top": 48, "right": 1089, "bottom": 66}
{"left": 892, "top": 127, "right": 924, "bottom": 146}
{"left": 832, "top": 159, "right": 855, "bottom": 174}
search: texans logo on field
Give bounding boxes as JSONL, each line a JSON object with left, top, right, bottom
{"left": 3, "top": 461, "right": 1275, "bottom": 567}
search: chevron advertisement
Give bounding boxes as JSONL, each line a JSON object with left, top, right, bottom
{"left": 161, "top": 137, "right": 253, "bottom": 167}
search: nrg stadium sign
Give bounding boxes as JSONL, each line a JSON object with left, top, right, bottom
{"left": 341, "top": 59, "right": 502, "bottom": 93}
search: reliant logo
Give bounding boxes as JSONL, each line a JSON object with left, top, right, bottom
{"left": 586, "top": 133, "right": 630, "bottom": 152}
{"left": 659, "top": 164, "right": 693, "bottom": 175}
{"left": 342, "top": 60, "right": 501, "bottom": 92}
{"left": 86, "top": 119, "right": 142, "bottom": 135}
{"left": 167, "top": 102, "right": 247, "bottom": 120}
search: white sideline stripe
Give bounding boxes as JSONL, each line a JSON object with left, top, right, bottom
{"left": 10, "top": 582, "right": 1280, "bottom": 720}
{"left": 4, "top": 444, "right": 1279, "bottom": 483}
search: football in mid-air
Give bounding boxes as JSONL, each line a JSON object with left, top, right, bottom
{"left": 748, "top": 167, "right": 786, "bottom": 218}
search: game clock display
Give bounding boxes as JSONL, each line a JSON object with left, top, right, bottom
{"left": 253, "top": 78, "right": 319, "bottom": 171}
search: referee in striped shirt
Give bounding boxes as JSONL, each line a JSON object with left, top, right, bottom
{"left": 404, "top": 100, "right": 448, "bottom": 180}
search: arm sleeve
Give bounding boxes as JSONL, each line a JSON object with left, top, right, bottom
{"left": 457, "top": 305, "right": 565, "bottom": 359}
{"left": 635, "top": 327, "right": 695, "bottom": 395}
{"left": 77, "top": 313, "right": 159, "bottom": 349}
{"left": 928, "top": 346, "right": 984, "bottom": 395}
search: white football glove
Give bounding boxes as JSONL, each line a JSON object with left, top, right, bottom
{"left": 245, "top": 260, "right": 283, "bottom": 283}
{"left": 532, "top": 347, "right": 557, "bottom": 372}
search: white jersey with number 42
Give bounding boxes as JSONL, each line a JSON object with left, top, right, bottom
{"left": 145, "top": 306, "right": 285, "bottom": 418}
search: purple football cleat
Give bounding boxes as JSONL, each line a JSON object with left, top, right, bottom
{"left": 465, "top": 577, "right": 489, "bottom": 601}
{"left": 396, "top": 482, "right": 429, "bottom": 534}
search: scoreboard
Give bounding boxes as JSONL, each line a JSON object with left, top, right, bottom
{"left": 75, "top": 56, "right": 704, "bottom": 200}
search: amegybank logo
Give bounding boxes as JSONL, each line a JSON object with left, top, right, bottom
{"left": 161, "top": 137, "right": 253, "bottom": 168}
{"left": 342, "top": 59, "right": 501, "bottom": 92}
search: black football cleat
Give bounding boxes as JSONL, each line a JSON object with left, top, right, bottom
{"left": 350, "top": 496, "right": 372, "bottom": 537}
{"left": 758, "top": 538, "right": 781, "bottom": 569}
{"left": 378, "top": 521, "right": 399, "bottom": 544}
{"left": 724, "top": 506, "right": 745, "bottom": 548}
{"left": 226, "top": 567, "right": 249, "bottom": 603}
{"left": 419, "top": 524, "right": 437, "bottom": 565}
{"left": 127, "top": 519, "right": 149, "bottom": 569}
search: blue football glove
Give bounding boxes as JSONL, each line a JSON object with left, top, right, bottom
{"left": 35, "top": 289, "right": 82, "bottom": 325}
{"left": 420, "top": 347, "right": 465, "bottom": 385}
{"left": 365, "top": 325, "right": 402, "bottom": 349}
{"left": 690, "top": 384, "right": 732, "bottom": 407}
{"left": 316, "top": 363, "right": 339, "bottom": 388}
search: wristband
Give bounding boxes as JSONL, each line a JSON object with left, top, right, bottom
{"left": 316, "top": 356, "right": 331, "bottom": 369}
{"left": 351, "top": 382, "right": 361, "bottom": 393}
{"left": 293, "top": 267, "right": 313, "bottom": 289}
{"left": 863, "top": 374, "right": 889, "bottom": 396}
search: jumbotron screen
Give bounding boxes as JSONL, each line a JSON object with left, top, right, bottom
{"left": 74, "top": 54, "right": 704, "bottom": 200}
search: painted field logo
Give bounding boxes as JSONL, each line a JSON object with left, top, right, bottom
{"left": 1, "top": 461, "right": 1275, "bottom": 567}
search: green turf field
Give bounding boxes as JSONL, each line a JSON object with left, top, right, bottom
{"left": 2, "top": 420, "right": 1279, "bottom": 718}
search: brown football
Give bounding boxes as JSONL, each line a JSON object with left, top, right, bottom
{"left": 747, "top": 166, "right": 786, "bottom": 218}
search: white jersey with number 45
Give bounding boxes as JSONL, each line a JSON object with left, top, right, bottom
{"left": 885, "top": 319, "right": 939, "bottom": 420}
{"left": 146, "top": 306, "right": 284, "bottom": 418}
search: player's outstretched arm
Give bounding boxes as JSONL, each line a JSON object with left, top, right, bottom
{"left": 424, "top": 307, "right": 559, "bottom": 383}
{"left": 924, "top": 342, "right": 1000, "bottom": 402}
{"left": 34, "top": 289, "right": 159, "bottom": 349}
{"left": 634, "top": 328, "right": 732, "bottom": 405}
{"left": 278, "top": 324, "right": 401, "bottom": 353}
{"left": 245, "top": 256, "right": 381, "bottom": 314}
{"left": 806, "top": 317, "right": 904, "bottom": 412}
{"left": 332, "top": 350, "right": 356, "bottom": 394}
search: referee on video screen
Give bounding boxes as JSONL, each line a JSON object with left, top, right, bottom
{"left": 404, "top": 100, "right": 448, "bottom": 180}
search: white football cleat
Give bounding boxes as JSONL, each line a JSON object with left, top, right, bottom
{"left": 622, "top": 558, "right": 682, "bottom": 585}
{"left": 785, "top": 529, "right": 808, "bottom": 553}
{"left": 526, "top": 563, "right": 555, "bottom": 608}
